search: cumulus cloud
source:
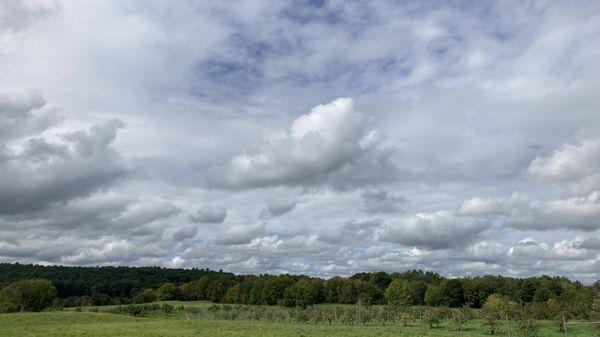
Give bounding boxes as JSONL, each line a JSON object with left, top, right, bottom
{"left": 207, "top": 97, "right": 397, "bottom": 190}
{"left": 259, "top": 200, "right": 297, "bottom": 219}
{"left": 189, "top": 206, "right": 227, "bottom": 224}
{"left": 378, "top": 212, "right": 490, "bottom": 250}
{"left": 505, "top": 191, "right": 600, "bottom": 231}
{"left": 1, "top": 1, "right": 600, "bottom": 281}
{"left": 508, "top": 238, "right": 595, "bottom": 263}
{"left": 528, "top": 138, "right": 600, "bottom": 195}
{"left": 0, "top": 90, "right": 131, "bottom": 215}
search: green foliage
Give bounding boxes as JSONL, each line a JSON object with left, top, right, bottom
{"left": 0, "top": 263, "right": 597, "bottom": 319}
{"left": 533, "top": 286, "right": 556, "bottom": 303}
{"left": 157, "top": 283, "right": 178, "bottom": 301}
{"left": 516, "top": 307, "right": 540, "bottom": 337}
{"left": 283, "top": 279, "right": 319, "bottom": 309}
{"left": 396, "top": 311, "right": 412, "bottom": 327}
{"left": 518, "top": 279, "right": 537, "bottom": 303}
{"left": 422, "top": 307, "right": 441, "bottom": 328}
{"left": 449, "top": 307, "right": 471, "bottom": 331}
{"left": 0, "top": 279, "right": 57, "bottom": 312}
{"left": 442, "top": 279, "right": 464, "bottom": 307}
{"left": 424, "top": 284, "right": 443, "bottom": 306}
{"left": 384, "top": 279, "right": 412, "bottom": 307}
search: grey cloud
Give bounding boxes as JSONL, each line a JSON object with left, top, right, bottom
{"left": 0, "top": 1, "right": 59, "bottom": 33}
{"left": 259, "top": 200, "right": 297, "bottom": 219}
{"left": 320, "top": 218, "right": 382, "bottom": 245}
{"left": 378, "top": 212, "right": 490, "bottom": 250}
{"left": 575, "top": 237, "right": 600, "bottom": 250}
{"left": 361, "top": 190, "right": 408, "bottom": 213}
{"left": 171, "top": 227, "right": 198, "bottom": 243}
{"left": 528, "top": 138, "right": 600, "bottom": 195}
{"left": 216, "top": 223, "right": 265, "bottom": 245}
{"left": 504, "top": 192, "right": 600, "bottom": 231}
{"left": 0, "top": 91, "right": 131, "bottom": 215}
{"left": 1, "top": 1, "right": 600, "bottom": 281}
{"left": 189, "top": 206, "right": 227, "bottom": 223}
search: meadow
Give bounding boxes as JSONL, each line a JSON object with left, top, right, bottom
{"left": 2, "top": 301, "right": 597, "bottom": 337}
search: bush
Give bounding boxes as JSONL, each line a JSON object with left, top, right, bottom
{"left": 0, "top": 279, "right": 57, "bottom": 312}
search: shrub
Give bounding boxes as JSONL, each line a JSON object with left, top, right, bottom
{"left": 0, "top": 279, "right": 57, "bottom": 312}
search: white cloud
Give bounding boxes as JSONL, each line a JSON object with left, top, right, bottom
{"left": 505, "top": 191, "right": 600, "bottom": 231}
{"left": 207, "top": 97, "right": 396, "bottom": 189}
{"left": 0, "top": 1, "right": 600, "bottom": 281}
{"left": 458, "top": 192, "right": 529, "bottom": 216}
{"left": 528, "top": 138, "right": 600, "bottom": 195}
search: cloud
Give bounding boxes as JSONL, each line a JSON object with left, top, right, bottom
{"left": 206, "top": 97, "right": 397, "bottom": 189}
{"left": 259, "top": 199, "right": 297, "bottom": 219}
{"left": 170, "top": 226, "right": 198, "bottom": 242}
{"left": 361, "top": 190, "right": 407, "bottom": 213}
{"left": 457, "top": 192, "right": 529, "bottom": 216}
{"left": 378, "top": 212, "right": 490, "bottom": 250}
{"left": 189, "top": 206, "right": 227, "bottom": 224}
{"left": 0, "top": 1, "right": 600, "bottom": 281}
{"left": 505, "top": 191, "right": 600, "bottom": 231}
{"left": 575, "top": 237, "right": 600, "bottom": 250}
{"left": 507, "top": 238, "right": 594, "bottom": 263}
{"left": 0, "top": 90, "right": 131, "bottom": 215}
{"left": 528, "top": 138, "right": 600, "bottom": 195}
{"left": 216, "top": 223, "right": 265, "bottom": 245}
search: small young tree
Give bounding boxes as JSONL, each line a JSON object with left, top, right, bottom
{"left": 482, "top": 295, "right": 503, "bottom": 335}
{"left": 516, "top": 306, "right": 540, "bottom": 337}
{"left": 396, "top": 311, "right": 412, "bottom": 327}
{"left": 422, "top": 308, "right": 441, "bottom": 329}
{"left": 449, "top": 307, "right": 470, "bottom": 331}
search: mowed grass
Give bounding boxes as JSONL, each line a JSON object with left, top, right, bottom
{"left": 1, "top": 311, "right": 598, "bottom": 337}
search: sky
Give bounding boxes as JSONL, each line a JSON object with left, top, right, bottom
{"left": 1, "top": 0, "right": 600, "bottom": 283}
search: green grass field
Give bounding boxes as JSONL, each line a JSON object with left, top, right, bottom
{"left": 1, "top": 311, "right": 598, "bottom": 337}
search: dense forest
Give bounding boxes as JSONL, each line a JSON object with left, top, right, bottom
{"left": 1, "top": 263, "right": 598, "bottom": 319}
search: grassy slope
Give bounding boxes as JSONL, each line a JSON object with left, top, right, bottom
{"left": 1, "top": 311, "right": 597, "bottom": 337}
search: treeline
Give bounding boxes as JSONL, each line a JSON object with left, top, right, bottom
{"left": 0, "top": 263, "right": 223, "bottom": 301}
{"left": 0, "top": 263, "right": 598, "bottom": 319}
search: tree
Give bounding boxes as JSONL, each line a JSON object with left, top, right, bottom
{"left": 409, "top": 280, "right": 428, "bottom": 305}
{"left": 518, "top": 279, "right": 537, "bottom": 303}
{"left": 424, "top": 284, "right": 443, "bottom": 306}
{"left": 223, "top": 283, "right": 245, "bottom": 304}
{"left": 516, "top": 306, "right": 540, "bottom": 337}
{"left": 533, "top": 286, "right": 555, "bottom": 303}
{"left": 157, "top": 283, "right": 178, "bottom": 301}
{"left": 1, "top": 279, "right": 57, "bottom": 312}
{"left": 384, "top": 279, "right": 412, "bottom": 306}
{"left": 283, "top": 279, "right": 318, "bottom": 309}
{"left": 442, "top": 279, "right": 464, "bottom": 307}
{"left": 339, "top": 281, "right": 357, "bottom": 304}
